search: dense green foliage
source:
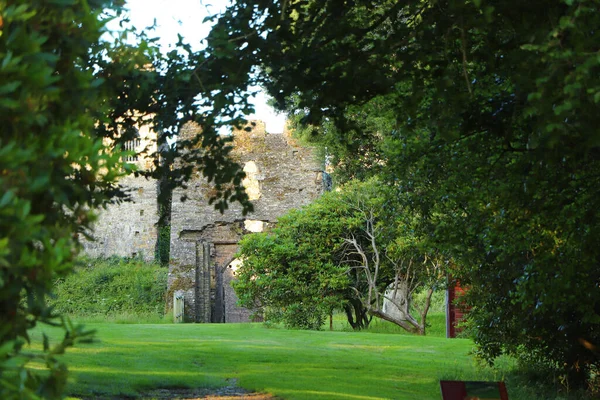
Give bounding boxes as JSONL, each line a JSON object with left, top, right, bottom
{"left": 0, "top": 0, "right": 256, "bottom": 397}
{"left": 49, "top": 258, "right": 167, "bottom": 319}
{"left": 3, "top": 0, "right": 599, "bottom": 395}
{"left": 0, "top": 2, "right": 127, "bottom": 397}
{"left": 212, "top": 0, "right": 600, "bottom": 389}
{"left": 235, "top": 179, "right": 445, "bottom": 333}
{"left": 234, "top": 192, "right": 351, "bottom": 330}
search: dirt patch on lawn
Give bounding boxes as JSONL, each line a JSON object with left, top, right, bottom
{"left": 140, "top": 381, "right": 276, "bottom": 400}
{"left": 77, "top": 379, "right": 277, "bottom": 399}
{"left": 143, "top": 388, "right": 275, "bottom": 400}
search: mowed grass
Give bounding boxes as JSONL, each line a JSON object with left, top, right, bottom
{"left": 29, "top": 318, "right": 514, "bottom": 400}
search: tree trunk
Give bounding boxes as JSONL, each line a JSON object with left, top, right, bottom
{"left": 419, "top": 287, "right": 434, "bottom": 336}
{"left": 359, "top": 303, "right": 372, "bottom": 329}
{"left": 343, "top": 303, "right": 358, "bottom": 329}
{"left": 344, "top": 298, "right": 370, "bottom": 330}
{"left": 368, "top": 279, "right": 424, "bottom": 334}
{"left": 382, "top": 280, "right": 410, "bottom": 321}
{"left": 370, "top": 309, "right": 421, "bottom": 334}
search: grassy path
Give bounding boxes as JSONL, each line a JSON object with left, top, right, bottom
{"left": 30, "top": 322, "right": 510, "bottom": 399}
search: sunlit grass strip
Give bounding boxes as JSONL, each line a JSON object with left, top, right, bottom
{"left": 29, "top": 322, "right": 512, "bottom": 399}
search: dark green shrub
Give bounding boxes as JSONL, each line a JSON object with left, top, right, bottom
{"left": 0, "top": 2, "right": 131, "bottom": 397}
{"left": 50, "top": 257, "right": 167, "bottom": 319}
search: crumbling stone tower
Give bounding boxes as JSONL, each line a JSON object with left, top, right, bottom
{"left": 168, "top": 121, "right": 325, "bottom": 322}
{"left": 82, "top": 123, "right": 159, "bottom": 261}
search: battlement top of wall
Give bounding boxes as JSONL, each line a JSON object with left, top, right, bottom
{"left": 232, "top": 120, "right": 267, "bottom": 136}
{"left": 179, "top": 120, "right": 273, "bottom": 141}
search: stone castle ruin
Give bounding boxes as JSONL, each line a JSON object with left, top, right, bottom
{"left": 83, "top": 122, "right": 160, "bottom": 260}
{"left": 83, "top": 120, "right": 325, "bottom": 323}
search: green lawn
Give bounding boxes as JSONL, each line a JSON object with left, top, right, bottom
{"left": 29, "top": 319, "right": 518, "bottom": 400}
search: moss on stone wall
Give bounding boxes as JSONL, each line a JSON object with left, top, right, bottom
{"left": 232, "top": 134, "right": 268, "bottom": 158}
{"left": 164, "top": 275, "right": 194, "bottom": 313}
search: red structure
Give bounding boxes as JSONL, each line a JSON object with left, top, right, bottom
{"left": 440, "top": 380, "right": 509, "bottom": 400}
{"left": 446, "top": 281, "right": 470, "bottom": 338}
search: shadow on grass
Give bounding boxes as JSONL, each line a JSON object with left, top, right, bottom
{"left": 30, "top": 322, "right": 519, "bottom": 400}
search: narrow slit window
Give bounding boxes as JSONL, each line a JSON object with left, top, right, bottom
{"left": 123, "top": 130, "right": 141, "bottom": 162}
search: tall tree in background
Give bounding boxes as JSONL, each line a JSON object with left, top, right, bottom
{"left": 212, "top": 0, "right": 600, "bottom": 387}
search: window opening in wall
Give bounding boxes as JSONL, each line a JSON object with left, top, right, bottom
{"left": 123, "top": 129, "right": 141, "bottom": 162}
{"left": 228, "top": 258, "right": 244, "bottom": 277}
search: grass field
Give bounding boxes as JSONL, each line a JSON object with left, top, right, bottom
{"left": 27, "top": 317, "right": 523, "bottom": 400}
{"left": 27, "top": 260, "right": 587, "bottom": 399}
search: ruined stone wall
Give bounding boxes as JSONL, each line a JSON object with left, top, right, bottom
{"left": 81, "top": 119, "right": 323, "bottom": 322}
{"left": 168, "top": 120, "right": 324, "bottom": 322}
{"left": 82, "top": 176, "right": 159, "bottom": 261}
{"left": 170, "top": 121, "right": 323, "bottom": 234}
{"left": 82, "top": 123, "right": 159, "bottom": 261}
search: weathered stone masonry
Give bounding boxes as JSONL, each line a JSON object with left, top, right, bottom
{"left": 82, "top": 123, "right": 159, "bottom": 261}
{"left": 168, "top": 121, "right": 324, "bottom": 322}
{"left": 83, "top": 120, "right": 325, "bottom": 322}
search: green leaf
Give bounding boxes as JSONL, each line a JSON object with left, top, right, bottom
{"left": 1, "top": 50, "right": 13, "bottom": 69}
{"left": 0, "top": 97, "right": 20, "bottom": 109}
{"left": 483, "top": 6, "right": 495, "bottom": 22}
{"left": 0, "top": 190, "right": 14, "bottom": 208}
{"left": 0, "top": 340, "right": 15, "bottom": 358}
{"left": 0, "top": 81, "right": 21, "bottom": 94}
{"left": 43, "top": 334, "right": 49, "bottom": 352}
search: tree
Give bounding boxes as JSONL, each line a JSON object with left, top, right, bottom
{"left": 211, "top": 0, "right": 600, "bottom": 387}
{"left": 234, "top": 196, "right": 352, "bottom": 330}
{"left": 0, "top": 1, "right": 254, "bottom": 397}
{"left": 234, "top": 179, "right": 444, "bottom": 334}
{"left": 285, "top": 94, "right": 393, "bottom": 183}
{"left": 337, "top": 180, "right": 445, "bottom": 335}
{"left": 0, "top": 2, "right": 128, "bottom": 397}
{"left": 340, "top": 189, "right": 444, "bottom": 335}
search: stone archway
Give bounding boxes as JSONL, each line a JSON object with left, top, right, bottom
{"left": 166, "top": 122, "right": 325, "bottom": 323}
{"left": 212, "top": 243, "right": 238, "bottom": 323}
{"left": 168, "top": 220, "right": 268, "bottom": 323}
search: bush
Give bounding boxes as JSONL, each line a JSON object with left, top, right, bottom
{"left": 49, "top": 257, "right": 168, "bottom": 319}
{"left": 0, "top": 2, "right": 131, "bottom": 397}
{"left": 411, "top": 288, "right": 446, "bottom": 314}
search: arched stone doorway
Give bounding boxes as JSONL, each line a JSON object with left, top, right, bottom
{"left": 168, "top": 220, "right": 268, "bottom": 323}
